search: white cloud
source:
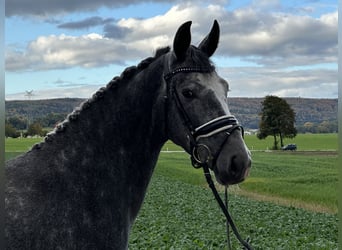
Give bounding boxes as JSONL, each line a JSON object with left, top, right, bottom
{"left": 6, "top": 33, "right": 140, "bottom": 71}
{"left": 116, "top": 3, "right": 226, "bottom": 47}
{"left": 5, "top": 3, "right": 338, "bottom": 99}
{"left": 219, "top": 66, "right": 337, "bottom": 98}
{"left": 6, "top": 4, "right": 337, "bottom": 72}
{"left": 5, "top": 4, "right": 226, "bottom": 72}
{"left": 319, "top": 10, "right": 338, "bottom": 26}
{"left": 217, "top": 10, "right": 337, "bottom": 67}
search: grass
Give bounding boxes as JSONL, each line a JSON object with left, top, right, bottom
{"left": 244, "top": 133, "right": 337, "bottom": 151}
{"left": 5, "top": 137, "right": 43, "bottom": 161}
{"left": 5, "top": 137, "right": 43, "bottom": 153}
{"left": 239, "top": 151, "right": 338, "bottom": 213}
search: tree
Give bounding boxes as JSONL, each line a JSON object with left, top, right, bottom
{"left": 257, "top": 95, "right": 297, "bottom": 149}
{"left": 5, "top": 122, "right": 20, "bottom": 138}
{"left": 36, "top": 112, "right": 67, "bottom": 128}
{"left": 27, "top": 122, "right": 44, "bottom": 137}
{"left": 7, "top": 116, "right": 27, "bottom": 130}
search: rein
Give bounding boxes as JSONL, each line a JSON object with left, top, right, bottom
{"left": 164, "top": 65, "right": 253, "bottom": 250}
{"left": 202, "top": 163, "right": 253, "bottom": 250}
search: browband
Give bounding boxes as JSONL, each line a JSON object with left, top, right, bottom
{"left": 164, "top": 66, "right": 213, "bottom": 81}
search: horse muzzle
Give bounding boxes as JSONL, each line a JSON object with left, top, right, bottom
{"left": 213, "top": 132, "right": 252, "bottom": 185}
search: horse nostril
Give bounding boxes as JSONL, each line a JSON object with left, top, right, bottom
{"left": 230, "top": 156, "right": 238, "bottom": 174}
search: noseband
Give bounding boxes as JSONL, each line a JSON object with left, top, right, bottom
{"left": 191, "top": 115, "right": 243, "bottom": 168}
{"left": 164, "top": 65, "right": 253, "bottom": 250}
{"left": 164, "top": 66, "right": 243, "bottom": 169}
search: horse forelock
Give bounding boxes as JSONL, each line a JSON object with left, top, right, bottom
{"left": 167, "top": 45, "right": 215, "bottom": 73}
{"left": 188, "top": 46, "right": 216, "bottom": 71}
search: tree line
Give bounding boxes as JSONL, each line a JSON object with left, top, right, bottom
{"left": 296, "top": 120, "right": 338, "bottom": 134}
{"left": 5, "top": 96, "right": 337, "bottom": 146}
{"left": 5, "top": 112, "right": 67, "bottom": 138}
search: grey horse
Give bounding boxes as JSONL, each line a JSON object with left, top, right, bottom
{"left": 5, "top": 20, "right": 251, "bottom": 249}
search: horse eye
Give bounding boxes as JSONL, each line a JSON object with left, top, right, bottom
{"left": 182, "top": 89, "right": 194, "bottom": 98}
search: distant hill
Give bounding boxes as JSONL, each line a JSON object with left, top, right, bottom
{"left": 5, "top": 98, "right": 84, "bottom": 120}
{"left": 5, "top": 97, "right": 338, "bottom": 131}
{"left": 228, "top": 97, "right": 337, "bottom": 130}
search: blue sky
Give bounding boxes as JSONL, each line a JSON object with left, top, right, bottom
{"left": 5, "top": 0, "right": 338, "bottom": 100}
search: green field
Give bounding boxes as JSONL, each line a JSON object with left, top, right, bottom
{"left": 240, "top": 151, "right": 337, "bottom": 212}
{"left": 244, "top": 133, "right": 337, "bottom": 151}
{"left": 4, "top": 134, "right": 338, "bottom": 248}
{"left": 5, "top": 137, "right": 43, "bottom": 155}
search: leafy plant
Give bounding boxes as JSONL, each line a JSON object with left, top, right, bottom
{"left": 129, "top": 174, "right": 338, "bottom": 249}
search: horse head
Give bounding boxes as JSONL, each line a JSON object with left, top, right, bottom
{"left": 165, "top": 20, "right": 251, "bottom": 185}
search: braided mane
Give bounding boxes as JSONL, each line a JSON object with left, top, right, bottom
{"left": 32, "top": 47, "right": 170, "bottom": 149}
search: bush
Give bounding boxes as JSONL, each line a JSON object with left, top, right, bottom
{"left": 26, "top": 122, "right": 45, "bottom": 137}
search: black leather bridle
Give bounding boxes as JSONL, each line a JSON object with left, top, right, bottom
{"left": 164, "top": 66, "right": 243, "bottom": 169}
{"left": 164, "top": 65, "right": 253, "bottom": 250}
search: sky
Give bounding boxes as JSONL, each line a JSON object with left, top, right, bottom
{"left": 4, "top": 0, "right": 338, "bottom": 100}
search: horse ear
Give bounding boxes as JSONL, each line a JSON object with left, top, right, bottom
{"left": 198, "top": 20, "right": 220, "bottom": 57}
{"left": 173, "top": 21, "right": 192, "bottom": 61}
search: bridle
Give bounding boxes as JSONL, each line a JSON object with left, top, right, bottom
{"left": 164, "top": 65, "right": 243, "bottom": 169}
{"left": 164, "top": 65, "right": 254, "bottom": 250}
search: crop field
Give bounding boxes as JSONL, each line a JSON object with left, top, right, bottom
{"left": 130, "top": 174, "right": 337, "bottom": 249}
{"left": 4, "top": 133, "right": 339, "bottom": 249}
